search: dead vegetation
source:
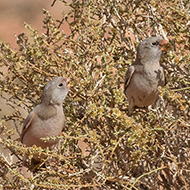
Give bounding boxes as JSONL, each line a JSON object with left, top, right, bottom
{"left": 0, "top": 0, "right": 189, "bottom": 189}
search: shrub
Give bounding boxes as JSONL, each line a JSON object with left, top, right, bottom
{"left": 0, "top": 0, "right": 189, "bottom": 189}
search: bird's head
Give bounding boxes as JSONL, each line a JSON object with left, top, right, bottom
{"left": 41, "top": 77, "right": 69, "bottom": 105}
{"left": 136, "top": 36, "right": 169, "bottom": 64}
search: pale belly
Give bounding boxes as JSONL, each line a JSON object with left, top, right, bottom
{"left": 126, "top": 72, "right": 159, "bottom": 107}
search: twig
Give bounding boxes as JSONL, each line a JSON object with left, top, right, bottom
{"left": 51, "top": 0, "right": 57, "bottom": 7}
{"left": 130, "top": 166, "right": 167, "bottom": 189}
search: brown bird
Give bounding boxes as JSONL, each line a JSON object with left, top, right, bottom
{"left": 124, "top": 36, "right": 168, "bottom": 115}
{"left": 21, "top": 77, "right": 69, "bottom": 153}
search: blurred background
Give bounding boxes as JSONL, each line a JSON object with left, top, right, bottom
{"left": 0, "top": 0, "right": 67, "bottom": 48}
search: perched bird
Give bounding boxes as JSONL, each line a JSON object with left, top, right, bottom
{"left": 21, "top": 77, "right": 69, "bottom": 156}
{"left": 124, "top": 36, "right": 168, "bottom": 115}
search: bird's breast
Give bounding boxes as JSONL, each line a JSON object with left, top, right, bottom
{"left": 125, "top": 65, "right": 162, "bottom": 107}
{"left": 22, "top": 106, "right": 65, "bottom": 148}
{"left": 33, "top": 110, "right": 65, "bottom": 138}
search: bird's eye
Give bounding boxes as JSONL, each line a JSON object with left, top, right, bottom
{"left": 58, "top": 83, "right": 63, "bottom": 87}
{"left": 152, "top": 41, "right": 158, "bottom": 46}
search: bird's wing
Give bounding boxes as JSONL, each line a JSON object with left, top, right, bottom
{"left": 124, "top": 65, "right": 135, "bottom": 93}
{"left": 20, "top": 111, "right": 36, "bottom": 143}
{"left": 158, "top": 67, "right": 166, "bottom": 87}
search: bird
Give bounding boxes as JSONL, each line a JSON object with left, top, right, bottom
{"left": 124, "top": 36, "right": 168, "bottom": 115}
{"left": 20, "top": 77, "right": 69, "bottom": 165}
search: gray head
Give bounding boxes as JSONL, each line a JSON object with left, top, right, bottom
{"left": 135, "top": 36, "right": 168, "bottom": 64}
{"left": 41, "top": 77, "right": 69, "bottom": 105}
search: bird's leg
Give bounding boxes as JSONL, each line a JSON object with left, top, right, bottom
{"left": 152, "top": 95, "right": 165, "bottom": 110}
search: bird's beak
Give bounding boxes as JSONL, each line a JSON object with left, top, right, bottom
{"left": 160, "top": 39, "right": 170, "bottom": 51}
